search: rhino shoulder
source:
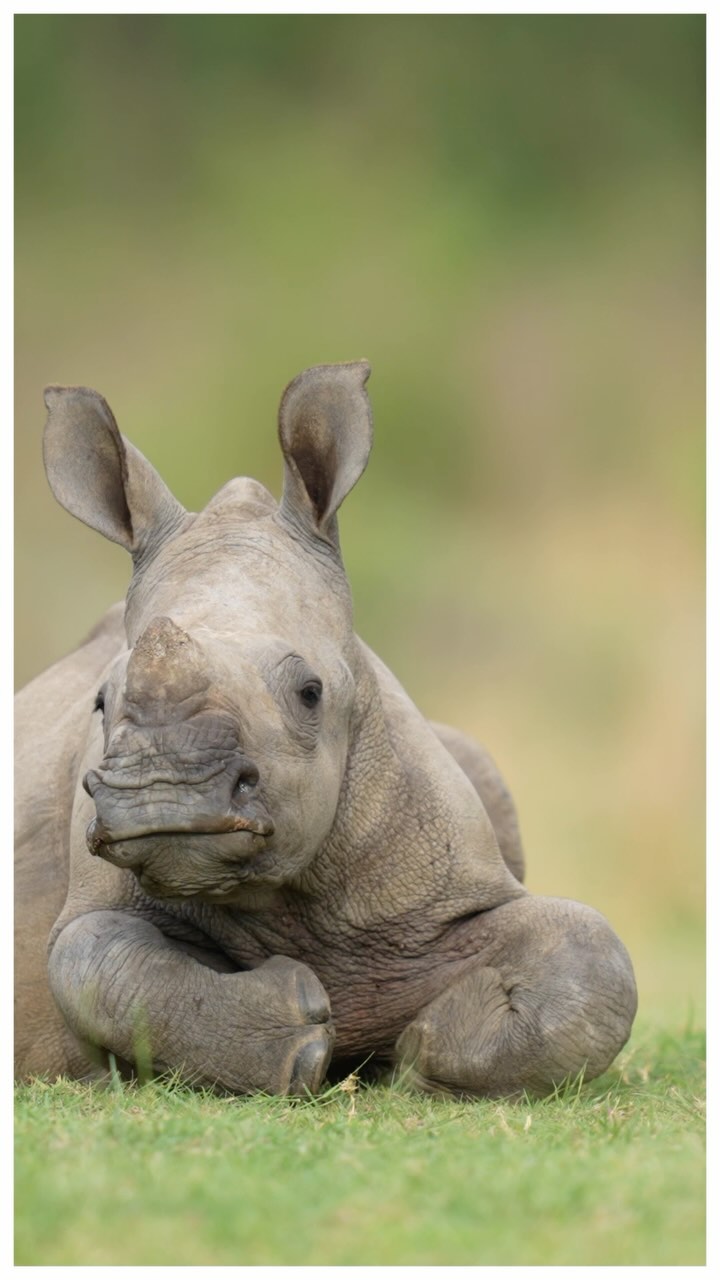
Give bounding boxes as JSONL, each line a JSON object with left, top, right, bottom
{"left": 16, "top": 602, "right": 125, "bottom": 704}
{"left": 15, "top": 601, "right": 126, "bottom": 781}
{"left": 78, "top": 599, "right": 126, "bottom": 649}
{"left": 429, "top": 722, "right": 525, "bottom": 883}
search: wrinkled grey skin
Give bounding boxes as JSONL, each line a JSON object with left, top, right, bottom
{"left": 15, "top": 362, "right": 637, "bottom": 1098}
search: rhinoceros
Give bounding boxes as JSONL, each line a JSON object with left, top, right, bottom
{"left": 14, "top": 361, "right": 637, "bottom": 1098}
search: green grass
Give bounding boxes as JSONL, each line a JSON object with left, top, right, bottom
{"left": 14, "top": 1022, "right": 705, "bottom": 1266}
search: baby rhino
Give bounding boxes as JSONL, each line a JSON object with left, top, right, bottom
{"left": 15, "top": 362, "right": 637, "bottom": 1098}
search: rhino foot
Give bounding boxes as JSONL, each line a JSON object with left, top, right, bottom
{"left": 47, "top": 912, "right": 336, "bottom": 1097}
{"left": 287, "top": 1035, "right": 334, "bottom": 1096}
{"left": 250, "top": 954, "right": 335, "bottom": 1096}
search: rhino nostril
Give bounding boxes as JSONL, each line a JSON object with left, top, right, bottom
{"left": 83, "top": 770, "right": 101, "bottom": 797}
{"left": 233, "top": 759, "right": 260, "bottom": 796}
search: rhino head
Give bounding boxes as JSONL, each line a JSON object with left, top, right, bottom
{"left": 43, "top": 363, "right": 373, "bottom": 905}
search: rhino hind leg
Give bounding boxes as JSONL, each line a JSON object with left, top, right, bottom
{"left": 430, "top": 722, "right": 525, "bottom": 882}
{"left": 395, "top": 895, "right": 637, "bottom": 1099}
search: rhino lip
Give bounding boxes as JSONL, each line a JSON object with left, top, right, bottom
{"left": 86, "top": 813, "right": 274, "bottom": 856}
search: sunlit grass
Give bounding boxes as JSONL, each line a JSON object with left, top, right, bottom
{"left": 14, "top": 1022, "right": 705, "bottom": 1265}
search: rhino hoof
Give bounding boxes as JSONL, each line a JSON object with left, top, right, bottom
{"left": 260, "top": 954, "right": 332, "bottom": 1026}
{"left": 287, "top": 1030, "right": 334, "bottom": 1097}
{"left": 294, "top": 972, "right": 332, "bottom": 1025}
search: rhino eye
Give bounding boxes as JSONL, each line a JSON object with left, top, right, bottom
{"left": 93, "top": 689, "right": 105, "bottom": 715}
{"left": 299, "top": 679, "right": 322, "bottom": 709}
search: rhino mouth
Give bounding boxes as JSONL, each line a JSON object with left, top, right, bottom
{"left": 86, "top": 813, "right": 275, "bottom": 856}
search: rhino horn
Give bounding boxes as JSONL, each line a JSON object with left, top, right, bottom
{"left": 125, "top": 616, "right": 211, "bottom": 709}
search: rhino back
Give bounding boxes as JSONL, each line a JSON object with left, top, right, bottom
{"left": 14, "top": 602, "right": 126, "bottom": 1078}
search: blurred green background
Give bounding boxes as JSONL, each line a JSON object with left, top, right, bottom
{"left": 15, "top": 15, "right": 705, "bottom": 1023}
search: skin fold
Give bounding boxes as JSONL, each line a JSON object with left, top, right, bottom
{"left": 14, "top": 362, "right": 637, "bottom": 1097}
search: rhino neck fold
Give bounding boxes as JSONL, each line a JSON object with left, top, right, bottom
{"left": 291, "top": 639, "right": 523, "bottom": 934}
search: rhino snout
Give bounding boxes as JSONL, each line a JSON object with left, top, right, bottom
{"left": 83, "top": 752, "right": 260, "bottom": 802}
{"left": 82, "top": 742, "right": 274, "bottom": 853}
{"left": 82, "top": 769, "right": 101, "bottom": 798}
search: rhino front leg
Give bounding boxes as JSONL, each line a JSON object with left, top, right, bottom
{"left": 48, "top": 911, "right": 334, "bottom": 1095}
{"left": 395, "top": 896, "right": 637, "bottom": 1098}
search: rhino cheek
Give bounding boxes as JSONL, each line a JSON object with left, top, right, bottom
{"left": 266, "top": 746, "right": 345, "bottom": 870}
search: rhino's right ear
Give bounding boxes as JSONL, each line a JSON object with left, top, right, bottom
{"left": 42, "top": 386, "right": 186, "bottom": 560}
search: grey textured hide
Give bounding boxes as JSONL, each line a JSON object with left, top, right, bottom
{"left": 15, "top": 362, "right": 637, "bottom": 1097}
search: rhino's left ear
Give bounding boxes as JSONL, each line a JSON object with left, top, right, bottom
{"left": 42, "top": 385, "right": 187, "bottom": 563}
{"left": 278, "top": 361, "right": 373, "bottom": 545}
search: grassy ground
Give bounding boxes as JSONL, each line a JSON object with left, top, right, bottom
{"left": 14, "top": 1021, "right": 705, "bottom": 1266}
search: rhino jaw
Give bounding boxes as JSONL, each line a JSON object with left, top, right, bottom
{"left": 84, "top": 815, "right": 282, "bottom": 905}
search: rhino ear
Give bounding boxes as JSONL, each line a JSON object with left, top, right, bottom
{"left": 278, "top": 361, "right": 373, "bottom": 544}
{"left": 42, "top": 386, "right": 186, "bottom": 560}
